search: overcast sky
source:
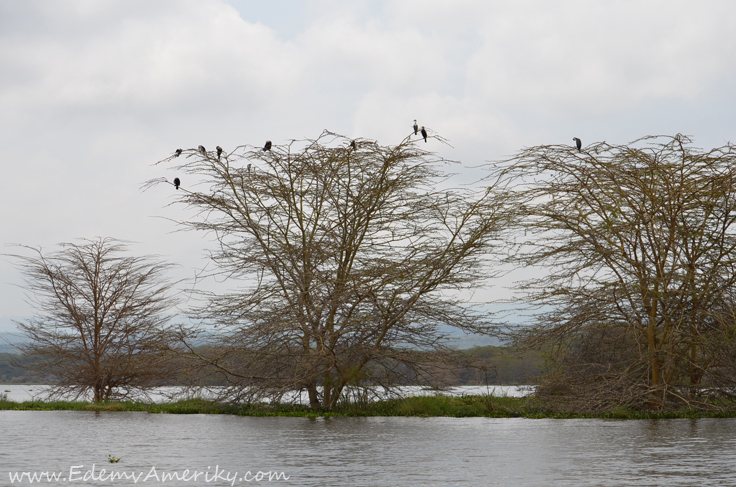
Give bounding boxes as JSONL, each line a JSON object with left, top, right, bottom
{"left": 1, "top": 0, "right": 735, "bottom": 331}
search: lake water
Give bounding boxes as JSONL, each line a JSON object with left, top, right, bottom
{"left": 3, "top": 410, "right": 736, "bottom": 486}
{"left": 0, "top": 384, "right": 534, "bottom": 404}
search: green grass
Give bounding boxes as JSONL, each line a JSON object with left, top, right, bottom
{"left": 2, "top": 395, "right": 736, "bottom": 419}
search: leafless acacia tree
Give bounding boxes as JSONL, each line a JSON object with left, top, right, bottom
{"left": 10, "top": 238, "right": 179, "bottom": 402}
{"left": 148, "top": 131, "right": 513, "bottom": 409}
{"left": 508, "top": 135, "right": 736, "bottom": 411}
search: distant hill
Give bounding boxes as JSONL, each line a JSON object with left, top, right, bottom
{"left": 0, "top": 353, "right": 49, "bottom": 384}
{"left": 0, "top": 333, "right": 23, "bottom": 354}
{"left": 444, "top": 334, "right": 503, "bottom": 349}
{"left": 458, "top": 345, "right": 544, "bottom": 385}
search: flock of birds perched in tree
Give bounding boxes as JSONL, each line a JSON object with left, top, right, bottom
{"left": 170, "top": 122, "right": 584, "bottom": 190}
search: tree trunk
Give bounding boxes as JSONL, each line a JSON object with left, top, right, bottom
{"left": 307, "top": 383, "right": 321, "bottom": 409}
{"left": 647, "top": 295, "right": 660, "bottom": 410}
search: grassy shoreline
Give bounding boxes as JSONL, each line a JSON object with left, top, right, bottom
{"left": 3, "top": 394, "right": 736, "bottom": 419}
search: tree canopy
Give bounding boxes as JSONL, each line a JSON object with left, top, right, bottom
{"left": 150, "top": 131, "right": 513, "bottom": 408}
{"left": 10, "top": 238, "right": 179, "bottom": 401}
{"left": 508, "top": 135, "right": 736, "bottom": 411}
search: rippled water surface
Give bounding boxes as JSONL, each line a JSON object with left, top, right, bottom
{"left": 3, "top": 411, "right": 736, "bottom": 486}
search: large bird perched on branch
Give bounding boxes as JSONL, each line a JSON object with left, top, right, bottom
{"left": 263, "top": 140, "right": 272, "bottom": 151}
{"left": 421, "top": 126, "right": 427, "bottom": 143}
{"left": 174, "top": 177, "right": 180, "bottom": 190}
{"left": 216, "top": 146, "right": 223, "bottom": 159}
{"left": 573, "top": 137, "right": 582, "bottom": 152}
{"left": 174, "top": 148, "right": 182, "bottom": 157}
{"left": 413, "top": 120, "right": 419, "bottom": 135}
{"left": 198, "top": 145, "right": 206, "bottom": 155}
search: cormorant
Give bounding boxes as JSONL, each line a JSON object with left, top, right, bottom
{"left": 350, "top": 140, "right": 357, "bottom": 150}
{"left": 174, "top": 177, "right": 180, "bottom": 190}
{"left": 573, "top": 137, "right": 582, "bottom": 152}
{"left": 198, "top": 145, "right": 206, "bottom": 155}
{"left": 174, "top": 148, "right": 182, "bottom": 157}
{"left": 263, "top": 140, "right": 272, "bottom": 151}
{"left": 413, "top": 120, "right": 418, "bottom": 135}
{"left": 421, "top": 126, "right": 427, "bottom": 143}
{"left": 247, "top": 164, "right": 252, "bottom": 173}
{"left": 216, "top": 146, "right": 223, "bottom": 159}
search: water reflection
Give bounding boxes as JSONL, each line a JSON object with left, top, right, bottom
{"left": 2, "top": 412, "right": 736, "bottom": 486}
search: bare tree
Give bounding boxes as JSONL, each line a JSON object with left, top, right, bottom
{"left": 508, "top": 135, "right": 736, "bottom": 411}
{"left": 148, "top": 131, "right": 513, "bottom": 409}
{"left": 10, "top": 238, "right": 179, "bottom": 402}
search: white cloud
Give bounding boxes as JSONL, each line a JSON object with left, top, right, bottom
{"left": 464, "top": 1, "right": 736, "bottom": 113}
{"left": 1, "top": 0, "right": 736, "bottom": 327}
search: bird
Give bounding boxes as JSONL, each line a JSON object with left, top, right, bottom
{"left": 350, "top": 140, "right": 357, "bottom": 150}
{"left": 421, "top": 126, "right": 427, "bottom": 143}
{"left": 174, "top": 148, "right": 182, "bottom": 157}
{"left": 413, "top": 120, "right": 419, "bottom": 135}
{"left": 247, "top": 164, "right": 252, "bottom": 173}
{"left": 263, "top": 140, "right": 272, "bottom": 151}
{"left": 174, "top": 177, "right": 180, "bottom": 190}
{"left": 198, "top": 145, "right": 206, "bottom": 155}
{"left": 216, "top": 146, "right": 223, "bottom": 159}
{"left": 573, "top": 137, "right": 582, "bottom": 152}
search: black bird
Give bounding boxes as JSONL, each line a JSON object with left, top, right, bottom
{"left": 263, "top": 140, "right": 272, "bottom": 151}
{"left": 573, "top": 137, "right": 582, "bottom": 152}
{"left": 174, "top": 148, "right": 182, "bottom": 157}
{"left": 174, "top": 177, "right": 180, "bottom": 190}
{"left": 350, "top": 140, "right": 357, "bottom": 150}
{"left": 198, "top": 145, "right": 206, "bottom": 155}
{"left": 420, "top": 126, "right": 427, "bottom": 143}
{"left": 413, "top": 120, "right": 418, "bottom": 135}
{"left": 247, "top": 164, "right": 252, "bottom": 173}
{"left": 216, "top": 146, "right": 223, "bottom": 159}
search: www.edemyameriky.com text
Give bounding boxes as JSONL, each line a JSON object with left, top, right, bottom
{"left": 8, "top": 464, "right": 290, "bottom": 484}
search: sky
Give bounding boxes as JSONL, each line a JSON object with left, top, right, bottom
{"left": 1, "top": 0, "right": 736, "bottom": 332}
